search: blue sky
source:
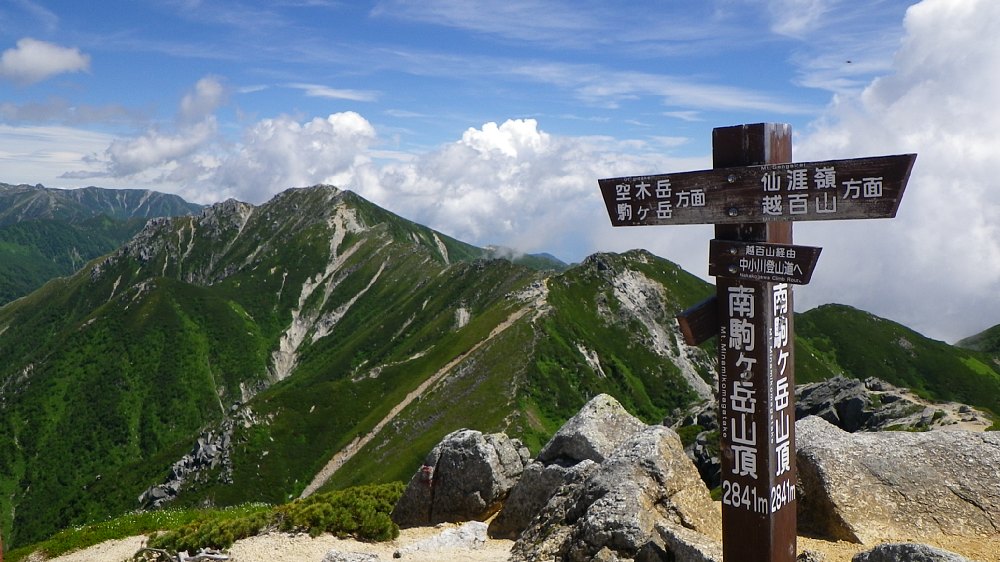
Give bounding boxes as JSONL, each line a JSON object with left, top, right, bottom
{"left": 2, "top": 0, "right": 999, "bottom": 343}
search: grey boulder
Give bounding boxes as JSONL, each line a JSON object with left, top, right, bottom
{"left": 391, "top": 429, "right": 528, "bottom": 528}
{"left": 796, "top": 416, "right": 1000, "bottom": 543}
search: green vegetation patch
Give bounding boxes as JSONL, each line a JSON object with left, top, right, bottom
{"left": 148, "top": 482, "right": 403, "bottom": 552}
{"left": 6, "top": 483, "right": 402, "bottom": 562}
{"left": 4, "top": 504, "right": 267, "bottom": 562}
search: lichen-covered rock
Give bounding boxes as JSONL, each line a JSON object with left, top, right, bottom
{"left": 851, "top": 542, "right": 974, "bottom": 562}
{"left": 655, "top": 522, "right": 722, "bottom": 562}
{"left": 536, "top": 393, "right": 646, "bottom": 466}
{"left": 665, "top": 400, "right": 721, "bottom": 489}
{"left": 795, "top": 377, "right": 991, "bottom": 433}
{"left": 391, "top": 429, "right": 528, "bottom": 528}
{"left": 796, "top": 416, "right": 1000, "bottom": 543}
{"left": 510, "top": 425, "right": 720, "bottom": 562}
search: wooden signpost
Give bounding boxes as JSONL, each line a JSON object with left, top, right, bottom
{"left": 598, "top": 123, "right": 915, "bottom": 562}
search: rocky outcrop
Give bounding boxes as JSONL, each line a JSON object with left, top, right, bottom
{"left": 665, "top": 399, "right": 721, "bottom": 489}
{"left": 796, "top": 416, "right": 1000, "bottom": 543}
{"left": 670, "top": 377, "right": 994, "bottom": 493}
{"left": 509, "top": 425, "right": 721, "bottom": 562}
{"left": 796, "top": 376, "right": 872, "bottom": 432}
{"left": 536, "top": 393, "right": 647, "bottom": 466}
{"left": 796, "top": 376, "right": 992, "bottom": 432}
{"left": 656, "top": 522, "right": 722, "bottom": 562}
{"left": 391, "top": 429, "right": 529, "bottom": 528}
{"left": 139, "top": 404, "right": 256, "bottom": 509}
{"left": 490, "top": 393, "right": 647, "bottom": 539}
{"left": 852, "top": 543, "right": 975, "bottom": 562}
{"left": 399, "top": 395, "right": 722, "bottom": 560}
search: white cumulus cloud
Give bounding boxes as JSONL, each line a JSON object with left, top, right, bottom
{"left": 105, "top": 119, "right": 217, "bottom": 177}
{"left": 180, "top": 76, "right": 227, "bottom": 123}
{"left": 0, "top": 38, "right": 90, "bottom": 84}
{"left": 79, "top": 77, "right": 225, "bottom": 189}
{"left": 209, "top": 112, "right": 378, "bottom": 203}
{"left": 794, "top": 0, "right": 1000, "bottom": 341}
{"left": 355, "top": 118, "right": 706, "bottom": 261}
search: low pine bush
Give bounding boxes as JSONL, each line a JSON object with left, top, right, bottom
{"left": 147, "top": 482, "right": 404, "bottom": 552}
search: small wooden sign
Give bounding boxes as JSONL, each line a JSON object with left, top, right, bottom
{"left": 677, "top": 296, "right": 719, "bottom": 347}
{"left": 709, "top": 240, "right": 822, "bottom": 285}
{"left": 598, "top": 153, "right": 916, "bottom": 226}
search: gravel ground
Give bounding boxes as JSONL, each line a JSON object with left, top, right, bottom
{"left": 38, "top": 523, "right": 514, "bottom": 562}
{"left": 36, "top": 525, "right": 999, "bottom": 562}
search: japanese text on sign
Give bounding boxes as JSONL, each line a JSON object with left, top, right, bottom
{"left": 614, "top": 165, "right": 885, "bottom": 222}
{"left": 759, "top": 166, "right": 883, "bottom": 218}
{"left": 769, "top": 283, "right": 796, "bottom": 513}
{"left": 725, "top": 284, "right": 761, "bottom": 486}
{"left": 614, "top": 178, "right": 707, "bottom": 222}
{"left": 709, "top": 240, "right": 822, "bottom": 286}
{"left": 740, "top": 244, "right": 804, "bottom": 280}
{"left": 599, "top": 153, "right": 915, "bottom": 226}
{"left": 719, "top": 282, "right": 798, "bottom": 517}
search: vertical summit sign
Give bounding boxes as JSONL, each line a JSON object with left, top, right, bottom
{"left": 598, "top": 123, "right": 915, "bottom": 562}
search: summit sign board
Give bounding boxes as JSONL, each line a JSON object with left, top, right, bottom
{"left": 597, "top": 122, "right": 916, "bottom": 562}
{"left": 599, "top": 154, "right": 915, "bottom": 227}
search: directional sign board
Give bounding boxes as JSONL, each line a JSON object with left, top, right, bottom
{"left": 709, "top": 240, "right": 822, "bottom": 285}
{"left": 599, "top": 153, "right": 916, "bottom": 226}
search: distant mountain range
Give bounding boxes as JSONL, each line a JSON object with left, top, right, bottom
{"left": 0, "top": 183, "right": 204, "bottom": 225}
{"left": 0, "top": 183, "right": 205, "bottom": 305}
{"left": 0, "top": 183, "right": 997, "bottom": 551}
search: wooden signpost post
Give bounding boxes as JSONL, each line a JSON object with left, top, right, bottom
{"left": 598, "top": 123, "right": 915, "bottom": 562}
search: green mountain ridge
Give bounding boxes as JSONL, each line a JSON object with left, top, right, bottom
{"left": 0, "top": 184, "right": 997, "bottom": 554}
{"left": 956, "top": 323, "right": 1000, "bottom": 355}
{"left": 795, "top": 304, "right": 1000, "bottom": 414}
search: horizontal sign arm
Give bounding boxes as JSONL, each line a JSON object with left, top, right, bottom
{"left": 599, "top": 153, "right": 916, "bottom": 226}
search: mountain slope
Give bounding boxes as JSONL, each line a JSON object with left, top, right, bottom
{"left": 956, "top": 323, "right": 1000, "bottom": 356}
{"left": 314, "top": 249, "right": 716, "bottom": 494}
{"left": 796, "top": 304, "right": 1000, "bottom": 415}
{"left": 6, "top": 183, "right": 993, "bottom": 553}
{"left": 0, "top": 185, "right": 715, "bottom": 548}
